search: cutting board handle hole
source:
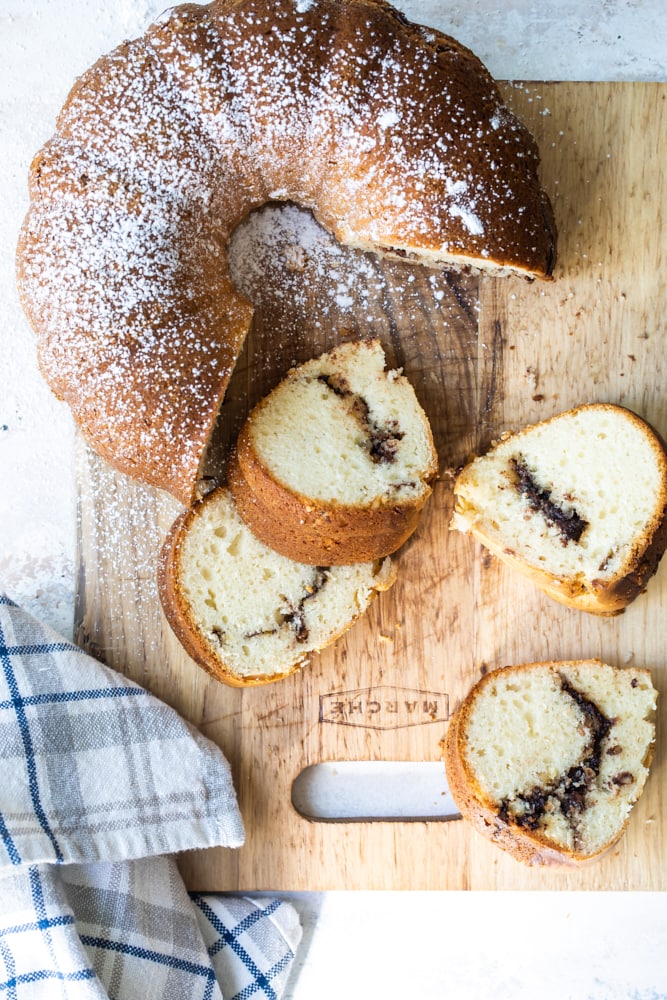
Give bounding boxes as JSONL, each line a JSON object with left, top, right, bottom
{"left": 291, "top": 761, "right": 460, "bottom": 822}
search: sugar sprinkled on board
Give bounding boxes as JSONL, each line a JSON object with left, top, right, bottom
{"left": 230, "top": 203, "right": 384, "bottom": 319}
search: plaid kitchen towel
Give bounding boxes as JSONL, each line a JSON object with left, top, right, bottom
{"left": 0, "top": 594, "right": 302, "bottom": 998}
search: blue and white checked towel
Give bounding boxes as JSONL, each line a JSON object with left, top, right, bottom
{"left": 0, "top": 594, "right": 302, "bottom": 998}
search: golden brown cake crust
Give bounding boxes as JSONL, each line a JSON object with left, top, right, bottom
{"left": 228, "top": 444, "right": 427, "bottom": 564}
{"left": 16, "top": 0, "right": 556, "bottom": 504}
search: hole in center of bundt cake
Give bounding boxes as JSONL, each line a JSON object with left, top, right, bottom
{"left": 316, "top": 373, "right": 405, "bottom": 464}
{"left": 510, "top": 455, "right": 588, "bottom": 544}
{"left": 499, "top": 678, "right": 613, "bottom": 849}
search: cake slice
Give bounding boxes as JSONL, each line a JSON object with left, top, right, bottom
{"left": 228, "top": 339, "right": 438, "bottom": 565}
{"left": 442, "top": 659, "right": 657, "bottom": 866}
{"left": 158, "top": 485, "right": 397, "bottom": 686}
{"left": 451, "top": 404, "right": 667, "bottom": 614}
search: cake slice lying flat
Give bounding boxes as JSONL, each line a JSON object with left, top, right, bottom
{"left": 228, "top": 339, "right": 438, "bottom": 565}
{"left": 442, "top": 660, "right": 657, "bottom": 866}
{"left": 158, "top": 485, "right": 396, "bottom": 686}
{"left": 451, "top": 404, "right": 667, "bottom": 614}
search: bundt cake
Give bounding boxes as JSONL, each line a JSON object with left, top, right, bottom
{"left": 228, "top": 339, "right": 438, "bottom": 564}
{"left": 450, "top": 404, "right": 667, "bottom": 614}
{"left": 442, "top": 659, "right": 658, "bottom": 866}
{"left": 158, "top": 484, "right": 397, "bottom": 685}
{"left": 17, "top": 0, "right": 556, "bottom": 505}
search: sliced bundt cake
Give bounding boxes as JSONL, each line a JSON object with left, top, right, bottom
{"left": 451, "top": 404, "right": 667, "bottom": 614}
{"left": 158, "top": 484, "right": 397, "bottom": 686}
{"left": 229, "top": 339, "right": 438, "bottom": 564}
{"left": 442, "top": 659, "right": 657, "bottom": 866}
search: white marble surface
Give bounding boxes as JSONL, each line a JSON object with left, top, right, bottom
{"left": 2, "top": 2, "right": 667, "bottom": 997}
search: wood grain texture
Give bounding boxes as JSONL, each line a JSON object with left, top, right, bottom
{"left": 75, "top": 83, "right": 667, "bottom": 890}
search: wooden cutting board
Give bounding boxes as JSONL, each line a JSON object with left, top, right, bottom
{"left": 75, "top": 82, "right": 667, "bottom": 890}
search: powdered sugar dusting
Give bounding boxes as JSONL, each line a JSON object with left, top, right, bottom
{"left": 450, "top": 205, "right": 484, "bottom": 236}
{"left": 378, "top": 108, "right": 401, "bottom": 129}
{"left": 445, "top": 177, "right": 484, "bottom": 236}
